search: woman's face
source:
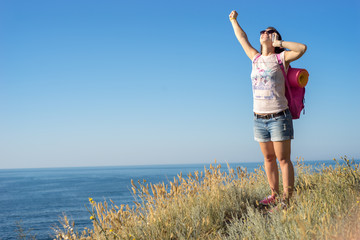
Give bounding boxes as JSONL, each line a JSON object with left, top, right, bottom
{"left": 260, "top": 28, "right": 275, "bottom": 43}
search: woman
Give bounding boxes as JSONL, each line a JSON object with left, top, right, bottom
{"left": 229, "top": 10, "right": 307, "bottom": 207}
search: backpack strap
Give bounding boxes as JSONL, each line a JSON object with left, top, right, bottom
{"left": 275, "top": 53, "right": 286, "bottom": 75}
{"left": 276, "top": 54, "right": 293, "bottom": 106}
{"left": 253, "top": 53, "right": 261, "bottom": 63}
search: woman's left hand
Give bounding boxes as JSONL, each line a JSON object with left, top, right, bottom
{"left": 272, "top": 33, "right": 282, "bottom": 47}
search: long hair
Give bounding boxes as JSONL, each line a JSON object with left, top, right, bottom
{"left": 260, "top": 26, "right": 284, "bottom": 54}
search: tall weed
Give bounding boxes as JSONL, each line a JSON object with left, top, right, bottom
{"left": 53, "top": 157, "right": 360, "bottom": 240}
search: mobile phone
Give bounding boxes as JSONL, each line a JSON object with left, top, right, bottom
{"left": 271, "top": 33, "right": 276, "bottom": 42}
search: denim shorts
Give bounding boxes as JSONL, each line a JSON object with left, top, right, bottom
{"left": 253, "top": 109, "right": 294, "bottom": 142}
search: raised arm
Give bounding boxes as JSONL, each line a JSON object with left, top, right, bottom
{"left": 229, "top": 10, "right": 259, "bottom": 61}
{"left": 273, "top": 36, "right": 307, "bottom": 66}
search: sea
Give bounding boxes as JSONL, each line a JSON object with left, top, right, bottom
{"left": 0, "top": 159, "right": 357, "bottom": 240}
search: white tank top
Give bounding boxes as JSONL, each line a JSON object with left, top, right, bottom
{"left": 251, "top": 51, "right": 288, "bottom": 114}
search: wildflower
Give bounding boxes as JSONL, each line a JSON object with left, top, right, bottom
{"left": 89, "top": 197, "right": 95, "bottom": 204}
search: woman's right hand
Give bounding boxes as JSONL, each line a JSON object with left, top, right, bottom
{"left": 229, "top": 10, "right": 238, "bottom": 20}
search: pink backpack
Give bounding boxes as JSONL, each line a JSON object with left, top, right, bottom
{"left": 275, "top": 54, "right": 308, "bottom": 119}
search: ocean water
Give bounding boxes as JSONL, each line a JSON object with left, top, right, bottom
{"left": 0, "top": 160, "right": 354, "bottom": 240}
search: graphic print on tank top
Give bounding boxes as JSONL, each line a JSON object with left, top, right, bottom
{"left": 252, "top": 66, "right": 275, "bottom": 100}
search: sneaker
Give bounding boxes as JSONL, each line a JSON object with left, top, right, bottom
{"left": 259, "top": 195, "right": 277, "bottom": 206}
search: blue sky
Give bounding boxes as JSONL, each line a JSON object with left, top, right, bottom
{"left": 0, "top": 0, "right": 359, "bottom": 168}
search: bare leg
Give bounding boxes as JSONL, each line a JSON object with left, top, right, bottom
{"left": 273, "top": 140, "right": 294, "bottom": 201}
{"left": 259, "top": 141, "right": 279, "bottom": 197}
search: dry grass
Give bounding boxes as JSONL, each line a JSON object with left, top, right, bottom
{"left": 53, "top": 157, "right": 360, "bottom": 240}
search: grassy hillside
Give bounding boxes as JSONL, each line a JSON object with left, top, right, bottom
{"left": 53, "top": 157, "right": 360, "bottom": 240}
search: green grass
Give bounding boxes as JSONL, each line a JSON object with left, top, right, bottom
{"left": 53, "top": 157, "right": 360, "bottom": 240}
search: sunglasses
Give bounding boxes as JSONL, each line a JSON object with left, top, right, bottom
{"left": 260, "top": 30, "right": 276, "bottom": 35}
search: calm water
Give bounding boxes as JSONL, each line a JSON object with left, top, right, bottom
{"left": 0, "top": 160, "right": 353, "bottom": 239}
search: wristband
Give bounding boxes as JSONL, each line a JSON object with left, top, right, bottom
{"left": 229, "top": 17, "right": 236, "bottom": 21}
{"left": 279, "top": 40, "right": 283, "bottom": 48}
